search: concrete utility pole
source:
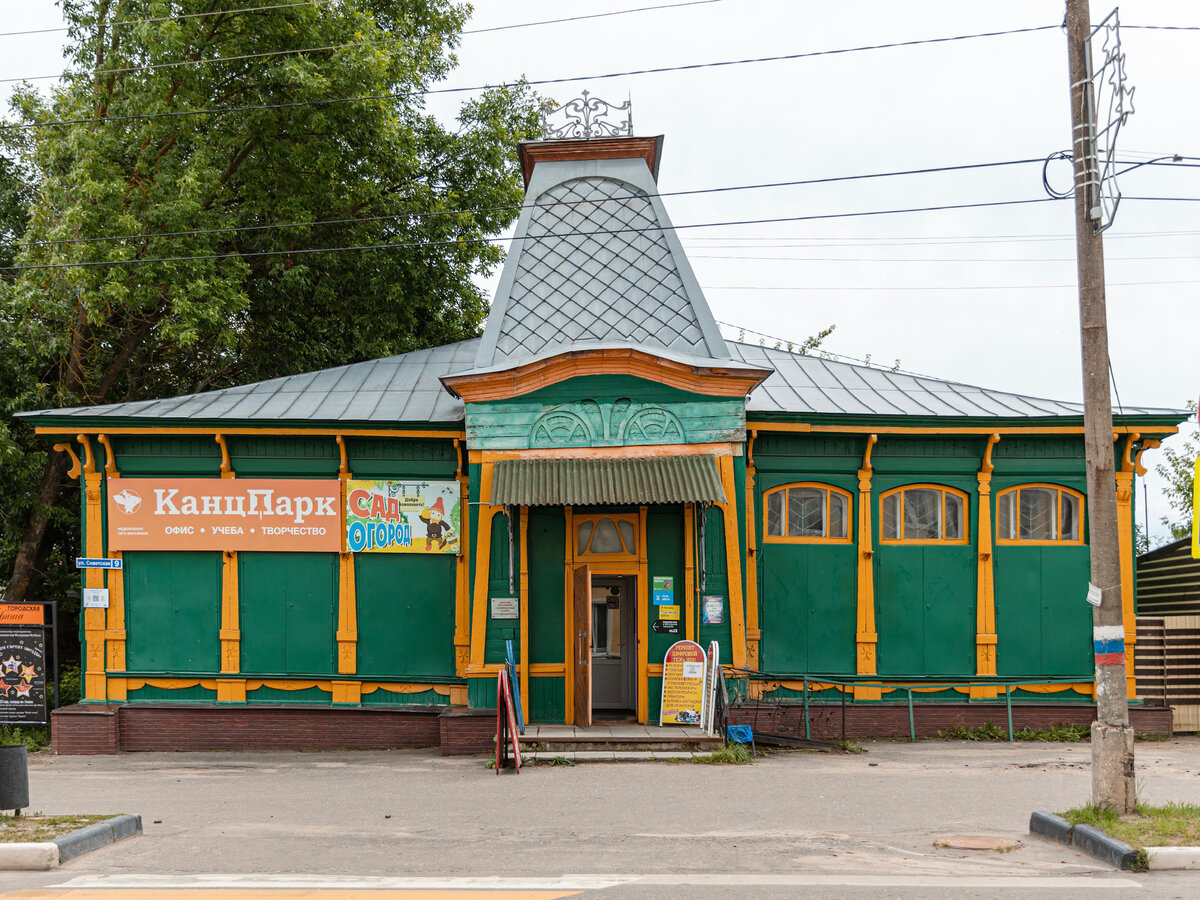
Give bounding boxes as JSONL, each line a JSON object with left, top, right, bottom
{"left": 1065, "top": 0, "right": 1135, "bottom": 813}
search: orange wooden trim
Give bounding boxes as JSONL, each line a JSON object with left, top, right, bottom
{"left": 53, "top": 442, "right": 82, "bottom": 480}
{"left": 105, "top": 550, "right": 126, "bottom": 674}
{"left": 77, "top": 434, "right": 97, "bottom": 475}
{"left": 563, "top": 505, "right": 575, "bottom": 724}
{"left": 573, "top": 513, "right": 640, "bottom": 561}
{"left": 862, "top": 433, "right": 878, "bottom": 471}
{"left": 684, "top": 503, "right": 696, "bottom": 644}
{"left": 761, "top": 482, "right": 854, "bottom": 544}
{"left": 221, "top": 550, "right": 241, "bottom": 674}
{"left": 854, "top": 453, "right": 878, "bottom": 697}
{"left": 1133, "top": 439, "right": 1160, "bottom": 477}
{"left": 215, "top": 433, "right": 234, "bottom": 478}
{"left": 442, "top": 347, "right": 769, "bottom": 402}
{"left": 454, "top": 453, "right": 471, "bottom": 677}
{"left": 878, "top": 484, "right": 971, "bottom": 545}
{"left": 519, "top": 506, "right": 530, "bottom": 718}
{"left": 975, "top": 442, "right": 998, "bottom": 682}
{"left": 97, "top": 434, "right": 119, "bottom": 478}
{"left": 335, "top": 435, "right": 349, "bottom": 477}
{"left": 994, "top": 483, "right": 1086, "bottom": 546}
{"left": 745, "top": 432, "right": 759, "bottom": 668}
{"left": 718, "top": 456, "right": 748, "bottom": 670}
{"left": 981, "top": 433, "right": 1000, "bottom": 475}
{"left": 41, "top": 426, "right": 465, "bottom": 439}
{"left": 469, "top": 490, "right": 497, "bottom": 670}
{"left": 1120, "top": 433, "right": 1141, "bottom": 473}
{"left": 637, "top": 505, "right": 650, "bottom": 723}
{"left": 518, "top": 135, "right": 662, "bottom": 186}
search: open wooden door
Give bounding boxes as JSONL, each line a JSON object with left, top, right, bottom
{"left": 573, "top": 564, "right": 592, "bottom": 727}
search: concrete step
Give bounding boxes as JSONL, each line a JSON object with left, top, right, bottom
{"left": 522, "top": 749, "right": 704, "bottom": 763}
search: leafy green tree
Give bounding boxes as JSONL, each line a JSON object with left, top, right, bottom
{"left": 1154, "top": 401, "right": 1197, "bottom": 543}
{"left": 1, "top": 0, "right": 542, "bottom": 606}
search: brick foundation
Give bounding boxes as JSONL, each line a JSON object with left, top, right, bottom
{"left": 51, "top": 703, "right": 443, "bottom": 754}
{"left": 729, "top": 701, "right": 1174, "bottom": 741}
{"left": 439, "top": 707, "right": 497, "bottom": 756}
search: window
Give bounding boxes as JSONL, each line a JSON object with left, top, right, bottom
{"left": 763, "top": 483, "right": 851, "bottom": 542}
{"left": 996, "top": 484, "right": 1083, "bottom": 544}
{"left": 880, "top": 485, "right": 968, "bottom": 543}
{"left": 575, "top": 515, "right": 638, "bottom": 558}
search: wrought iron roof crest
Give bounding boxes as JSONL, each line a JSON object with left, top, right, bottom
{"left": 539, "top": 91, "right": 633, "bottom": 140}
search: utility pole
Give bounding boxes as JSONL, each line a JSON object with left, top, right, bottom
{"left": 1065, "top": 0, "right": 1135, "bottom": 812}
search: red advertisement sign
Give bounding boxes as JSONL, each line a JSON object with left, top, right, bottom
{"left": 659, "top": 640, "right": 708, "bottom": 726}
{"left": 107, "top": 477, "right": 341, "bottom": 552}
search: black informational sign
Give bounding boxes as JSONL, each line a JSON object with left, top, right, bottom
{"left": 652, "top": 618, "right": 680, "bottom": 635}
{"left": 0, "top": 629, "right": 48, "bottom": 725}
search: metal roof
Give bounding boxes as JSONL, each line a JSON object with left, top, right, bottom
{"left": 728, "top": 342, "right": 1183, "bottom": 419}
{"left": 488, "top": 455, "right": 725, "bottom": 506}
{"left": 27, "top": 339, "right": 480, "bottom": 425}
{"left": 473, "top": 155, "right": 730, "bottom": 370}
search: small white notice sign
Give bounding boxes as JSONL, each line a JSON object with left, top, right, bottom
{"left": 681, "top": 661, "right": 704, "bottom": 679}
{"left": 83, "top": 587, "right": 110, "bottom": 609}
{"left": 1085, "top": 582, "right": 1102, "bottom": 607}
{"left": 491, "top": 597, "right": 519, "bottom": 619}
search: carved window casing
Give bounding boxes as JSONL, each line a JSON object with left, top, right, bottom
{"left": 763, "top": 483, "right": 852, "bottom": 543}
{"left": 880, "top": 485, "right": 969, "bottom": 544}
{"left": 996, "top": 484, "right": 1084, "bottom": 544}
{"left": 576, "top": 514, "right": 639, "bottom": 560}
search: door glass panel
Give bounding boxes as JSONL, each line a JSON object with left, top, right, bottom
{"left": 766, "top": 491, "right": 784, "bottom": 536}
{"left": 943, "top": 493, "right": 963, "bottom": 539}
{"left": 1061, "top": 493, "right": 1079, "bottom": 541}
{"left": 590, "top": 517, "right": 623, "bottom": 553}
{"left": 592, "top": 600, "right": 608, "bottom": 657}
{"left": 903, "top": 489, "right": 941, "bottom": 540}
{"left": 1020, "top": 488, "right": 1056, "bottom": 540}
{"left": 577, "top": 521, "right": 594, "bottom": 555}
{"left": 788, "top": 487, "right": 825, "bottom": 537}
{"left": 829, "top": 492, "right": 848, "bottom": 539}
{"left": 617, "top": 519, "right": 636, "bottom": 553}
{"left": 882, "top": 494, "right": 899, "bottom": 539}
{"left": 997, "top": 492, "right": 1015, "bottom": 540}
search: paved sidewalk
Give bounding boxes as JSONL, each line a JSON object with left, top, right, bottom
{"left": 3, "top": 736, "right": 1198, "bottom": 897}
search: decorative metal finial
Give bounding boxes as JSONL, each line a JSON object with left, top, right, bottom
{"left": 539, "top": 91, "right": 633, "bottom": 141}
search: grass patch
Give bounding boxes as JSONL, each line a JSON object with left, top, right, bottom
{"left": 0, "top": 814, "right": 113, "bottom": 843}
{"left": 691, "top": 742, "right": 753, "bottom": 765}
{"left": 937, "top": 722, "right": 1089, "bottom": 742}
{"left": 535, "top": 755, "right": 575, "bottom": 767}
{"left": 1060, "top": 802, "right": 1200, "bottom": 851}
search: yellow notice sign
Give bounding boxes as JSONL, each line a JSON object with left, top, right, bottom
{"left": 659, "top": 604, "right": 680, "bottom": 621}
{"left": 659, "top": 640, "right": 707, "bottom": 726}
{"left": 1193, "top": 456, "right": 1199, "bottom": 559}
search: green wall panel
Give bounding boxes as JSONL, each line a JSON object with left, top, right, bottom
{"left": 530, "top": 676, "right": 566, "bottom": 724}
{"left": 239, "top": 552, "right": 337, "bottom": 675}
{"left": 360, "top": 687, "right": 447, "bottom": 707}
{"left": 697, "top": 505, "right": 732, "bottom": 657}
{"left": 760, "top": 543, "right": 857, "bottom": 675}
{"left": 995, "top": 546, "right": 1092, "bottom": 677}
{"left": 246, "top": 686, "right": 330, "bottom": 704}
{"left": 124, "top": 551, "right": 222, "bottom": 673}
{"left": 355, "top": 553, "right": 456, "bottom": 678}
{"left": 485, "top": 511, "right": 518, "bottom": 664}
{"left": 647, "top": 507, "right": 686, "bottom": 667}
{"left": 126, "top": 685, "right": 217, "bottom": 703}
{"left": 876, "top": 545, "right": 976, "bottom": 676}
{"left": 528, "top": 508, "right": 565, "bottom": 666}
{"left": 227, "top": 436, "right": 339, "bottom": 477}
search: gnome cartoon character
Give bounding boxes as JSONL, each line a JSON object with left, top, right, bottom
{"left": 418, "top": 496, "right": 453, "bottom": 550}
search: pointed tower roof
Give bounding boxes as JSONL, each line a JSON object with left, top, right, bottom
{"left": 467, "top": 135, "right": 736, "bottom": 375}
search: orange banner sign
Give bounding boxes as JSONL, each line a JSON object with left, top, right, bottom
{"left": 107, "top": 477, "right": 341, "bottom": 552}
{"left": 0, "top": 605, "right": 44, "bottom": 626}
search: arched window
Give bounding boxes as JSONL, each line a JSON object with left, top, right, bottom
{"left": 996, "top": 484, "right": 1084, "bottom": 544}
{"left": 575, "top": 514, "right": 638, "bottom": 559}
{"left": 880, "top": 485, "right": 969, "bottom": 544}
{"left": 763, "top": 483, "right": 852, "bottom": 543}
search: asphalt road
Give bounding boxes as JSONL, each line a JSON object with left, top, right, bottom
{"left": 3, "top": 736, "right": 1199, "bottom": 899}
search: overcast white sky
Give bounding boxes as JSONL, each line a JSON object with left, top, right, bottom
{"left": 3, "top": 0, "right": 1197, "bottom": 544}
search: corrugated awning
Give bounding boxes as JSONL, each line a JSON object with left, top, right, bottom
{"left": 489, "top": 456, "right": 726, "bottom": 506}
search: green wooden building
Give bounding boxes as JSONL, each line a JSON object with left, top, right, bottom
{"left": 22, "top": 130, "right": 1187, "bottom": 751}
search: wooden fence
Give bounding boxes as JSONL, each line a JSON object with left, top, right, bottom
{"left": 1136, "top": 615, "right": 1200, "bottom": 732}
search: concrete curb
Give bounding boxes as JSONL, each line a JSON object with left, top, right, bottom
{"left": 1029, "top": 810, "right": 1141, "bottom": 870}
{"left": 1146, "top": 846, "right": 1200, "bottom": 870}
{"left": 0, "top": 815, "right": 141, "bottom": 870}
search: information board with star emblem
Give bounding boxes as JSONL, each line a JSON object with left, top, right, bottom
{"left": 0, "top": 630, "right": 47, "bottom": 725}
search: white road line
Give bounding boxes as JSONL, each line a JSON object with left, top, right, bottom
{"left": 50, "top": 873, "right": 1142, "bottom": 891}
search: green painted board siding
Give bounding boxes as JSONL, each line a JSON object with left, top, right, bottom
{"left": 697, "top": 505, "right": 732, "bottom": 657}
{"left": 239, "top": 552, "right": 337, "bottom": 675}
{"left": 112, "top": 436, "right": 222, "bottom": 476}
{"left": 760, "top": 543, "right": 857, "bottom": 675}
{"left": 465, "top": 374, "right": 745, "bottom": 450}
{"left": 126, "top": 685, "right": 217, "bottom": 703}
{"left": 531, "top": 676, "right": 565, "bottom": 723}
{"left": 875, "top": 545, "right": 976, "bottom": 676}
{"left": 994, "top": 546, "right": 1092, "bottom": 676}
{"left": 355, "top": 554, "right": 456, "bottom": 678}
{"left": 485, "top": 511, "right": 518, "bottom": 664}
{"left": 647, "top": 507, "right": 687, "bottom": 666}
{"left": 360, "top": 688, "right": 446, "bottom": 707}
{"left": 528, "top": 508, "right": 566, "bottom": 666}
{"left": 246, "top": 686, "right": 330, "bottom": 704}
{"left": 124, "top": 551, "right": 222, "bottom": 673}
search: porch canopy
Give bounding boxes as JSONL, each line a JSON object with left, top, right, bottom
{"left": 488, "top": 455, "right": 725, "bottom": 506}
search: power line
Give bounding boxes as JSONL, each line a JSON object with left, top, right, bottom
{"left": 19, "top": 158, "right": 1046, "bottom": 250}
{"left": 0, "top": 196, "right": 1065, "bottom": 273}
{"left": 462, "top": 0, "right": 722, "bottom": 35}
{"left": 691, "top": 253, "right": 1200, "bottom": 263}
{"left": 3, "top": 24, "right": 1061, "bottom": 130}
{"left": 0, "top": 0, "right": 339, "bottom": 39}
{"left": 705, "top": 278, "right": 1200, "bottom": 291}
{"left": 680, "top": 228, "right": 1200, "bottom": 247}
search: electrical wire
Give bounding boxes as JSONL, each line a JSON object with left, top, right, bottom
{"left": 704, "top": 278, "right": 1200, "bottom": 291}
{"left": 19, "top": 158, "right": 1046, "bottom": 250}
{"left": 2, "top": 24, "right": 1062, "bottom": 130}
{"left": 690, "top": 253, "right": 1200, "bottom": 263}
{"left": 0, "top": 196, "right": 1066, "bottom": 273}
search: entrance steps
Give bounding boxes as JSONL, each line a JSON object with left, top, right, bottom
{"left": 518, "top": 723, "right": 722, "bottom": 763}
